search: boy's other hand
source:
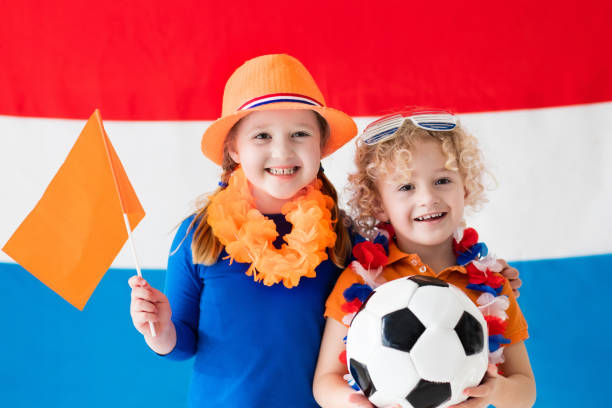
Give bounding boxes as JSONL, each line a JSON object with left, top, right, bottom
{"left": 348, "top": 392, "right": 401, "bottom": 408}
{"left": 498, "top": 259, "right": 521, "bottom": 298}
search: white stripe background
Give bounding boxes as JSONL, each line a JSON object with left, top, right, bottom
{"left": 2, "top": 102, "right": 611, "bottom": 270}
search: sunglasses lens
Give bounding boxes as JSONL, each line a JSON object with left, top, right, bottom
{"left": 361, "top": 111, "right": 457, "bottom": 145}
{"left": 410, "top": 113, "right": 456, "bottom": 131}
{"left": 363, "top": 127, "right": 400, "bottom": 144}
{"left": 361, "top": 114, "right": 404, "bottom": 145}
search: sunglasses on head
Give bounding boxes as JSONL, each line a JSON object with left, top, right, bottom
{"left": 361, "top": 110, "right": 457, "bottom": 145}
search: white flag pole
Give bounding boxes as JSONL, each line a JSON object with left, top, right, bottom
{"left": 97, "top": 114, "right": 155, "bottom": 337}
{"left": 123, "top": 213, "right": 157, "bottom": 337}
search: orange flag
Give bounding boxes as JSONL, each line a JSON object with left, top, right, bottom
{"left": 2, "top": 109, "right": 145, "bottom": 310}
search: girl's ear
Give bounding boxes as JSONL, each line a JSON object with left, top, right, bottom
{"left": 228, "top": 147, "right": 241, "bottom": 164}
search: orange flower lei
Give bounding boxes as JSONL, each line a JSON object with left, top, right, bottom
{"left": 207, "top": 167, "right": 337, "bottom": 288}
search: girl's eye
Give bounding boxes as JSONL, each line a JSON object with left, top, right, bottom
{"left": 253, "top": 132, "right": 271, "bottom": 140}
{"left": 292, "top": 131, "right": 310, "bottom": 138}
{"left": 399, "top": 184, "right": 414, "bottom": 191}
{"left": 436, "top": 177, "right": 451, "bottom": 185}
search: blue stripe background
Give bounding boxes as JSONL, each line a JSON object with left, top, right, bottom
{"left": 1, "top": 254, "right": 610, "bottom": 407}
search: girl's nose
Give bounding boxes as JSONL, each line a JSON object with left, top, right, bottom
{"left": 270, "top": 137, "right": 294, "bottom": 159}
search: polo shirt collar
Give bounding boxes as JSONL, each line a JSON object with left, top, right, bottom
{"left": 386, "top": 239, "right": 467, "bottom": 276}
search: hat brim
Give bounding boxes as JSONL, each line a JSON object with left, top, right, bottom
{"left": 201, "top": 102, "right": 357, "bottom": 165}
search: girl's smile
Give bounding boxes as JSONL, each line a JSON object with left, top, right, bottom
{"left": 266, "top": 166, "right": 299, "bottom": 176}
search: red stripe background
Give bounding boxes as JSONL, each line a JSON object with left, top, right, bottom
{"left": 1, "top": 0, "right": 611, "bottom": 120}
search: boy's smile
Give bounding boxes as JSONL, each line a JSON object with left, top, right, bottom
{"left": 414, "top": 211, "right": 447, "bottom": 222}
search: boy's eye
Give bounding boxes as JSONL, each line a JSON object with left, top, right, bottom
{"left": 399, "top": 184, "right": 414, "bottom": 191}
{"left": 436, "top": 178, "right": 451, "bottom": 185}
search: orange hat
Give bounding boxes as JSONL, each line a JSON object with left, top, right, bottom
{"left": 201, "top": 54, "right": 357, "bottom": 165}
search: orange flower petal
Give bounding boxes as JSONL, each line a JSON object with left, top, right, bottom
{"left": 207, "top": 167, "right": 336, "bottom": 288}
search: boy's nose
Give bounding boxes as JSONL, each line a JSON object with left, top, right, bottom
{"left": 416, "top": 185, "right": 439, "bottom": 206}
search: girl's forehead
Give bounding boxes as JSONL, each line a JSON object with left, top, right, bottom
{"left": 238, "top": 109, "right": 318, "bottom": 129}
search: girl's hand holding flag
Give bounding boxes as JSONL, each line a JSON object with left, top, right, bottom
{"left": 128, "top": 276, "right": 176, "bottom": 354}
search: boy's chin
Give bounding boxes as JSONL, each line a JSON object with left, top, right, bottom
{"left": 407, "top": 231, "right": 455, "bottom": 247}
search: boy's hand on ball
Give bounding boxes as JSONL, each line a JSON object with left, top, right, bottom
{"left": 498, "top": 259, "right": 521, "bottom": 298}
{"left": 347, "top": 392, "right": 400, "bottom": 408}
{"left": 347, "top": 392, "right": 373, "bottom": 407}
{"left": 449, "top": 364, "right": 500, "bottom": 408}
{"left": 129, "top": 276, "right": 172, "bottom": 337}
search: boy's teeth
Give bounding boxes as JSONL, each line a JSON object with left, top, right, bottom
{"left": 268, "top": 167, "right": 296, "bottom": 175}
{"left": 416, "top": 212, "right": 444, "bottom": 221}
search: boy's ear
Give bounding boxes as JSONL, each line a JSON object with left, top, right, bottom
{"left": 376, "top": 212, "right": 390, "bottom": 223}
{"left": 374, "top": 202, "right": 390, "bottom": 223}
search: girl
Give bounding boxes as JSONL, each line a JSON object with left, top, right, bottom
{"left": 129, "top": 55, "right": 522, "bottom": 408}
{"left": 128, "top": 53, "right": 357, "bottom": 408}
{"left": 313, "top": 110, "right": 535, "bottom": 408}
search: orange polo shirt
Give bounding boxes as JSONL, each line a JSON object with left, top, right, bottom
{"left": 325, "top": 241, "right": 529, "bottom": 346}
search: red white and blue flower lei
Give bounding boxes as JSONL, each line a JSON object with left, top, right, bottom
{"left": 339, "top": 225, "right": 511, "bottom": 389}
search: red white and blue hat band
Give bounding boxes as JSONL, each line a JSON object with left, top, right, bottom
{"left": 238, "top": 93, "right": 324, "bottom": 111}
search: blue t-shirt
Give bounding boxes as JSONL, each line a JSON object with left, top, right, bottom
{"left": 163, "top": 214, "right": 343, "bottom": 407}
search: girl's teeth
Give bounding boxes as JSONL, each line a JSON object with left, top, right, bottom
{"left": 268, "top": 167, "right": 296, "bottom": 175}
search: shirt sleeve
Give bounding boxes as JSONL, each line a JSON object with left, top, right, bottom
{"left": 162, "top": 215, "right": 204, "bottom": 360}
{"left": 499, "top": 277, "right": 529, "bottom": 345}
{"left": 324, "top": 265, "right": 364, "bottom": 326}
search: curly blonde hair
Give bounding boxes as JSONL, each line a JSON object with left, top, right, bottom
{"left": 347, "top": 118, "right": 489, "bottom": 237}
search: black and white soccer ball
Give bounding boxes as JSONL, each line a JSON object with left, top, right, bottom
{"left": 346, "top": 275, "right": 488, "bottom": 408}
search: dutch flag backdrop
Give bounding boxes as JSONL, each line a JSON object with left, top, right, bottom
{"left": 1, "top": 1, "right": 611, "bottom": 406}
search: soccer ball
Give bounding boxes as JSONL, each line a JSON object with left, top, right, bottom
{"left": 346, "top": 275, "right": 488, "bottom": 408}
